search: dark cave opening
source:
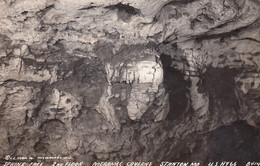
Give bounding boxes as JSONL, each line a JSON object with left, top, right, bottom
{"left": 160, "top": 54, "right": 191, "bottom": 121}
{"left": 198, "top": 67, "right": 241, "bottom": 121}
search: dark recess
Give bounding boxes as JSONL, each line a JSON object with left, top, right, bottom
{"left": 106, "top": 3, "right": 140, "bottom": 22}
{"left": 160, "top": 54, "right": 191, "bottom": 120}
{"left": 106, "top": 3, "right": 140, "bottom": 15}
{"left": 165, "top": 0, "right": 196, "bottom": 7}
{"left": 198, "top": 67, "right": 241, "bottom": 118}
{"left": 207, "top": 120, "right": 260, "bottom": 164}
{"left": 36, "top": 5, "right": 54, "bottom": 18}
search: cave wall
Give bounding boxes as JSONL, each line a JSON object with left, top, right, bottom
{"left": 0, "top": 0, "right": 260, "bottom": 165}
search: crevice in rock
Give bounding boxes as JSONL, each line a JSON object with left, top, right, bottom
{"left": 166, "top": 0, "right": 197, "bottom": 6}
{"left": 106, "top": 3, "right": 140, "bottom": 15}
{"left": 106, "top": 3, "right": 141, "bottom": 22}
{"left": 36, "top": 5, "right": 55, "bottom": 18}
{"left": 79, "top": 6, "right": 97, "bottom": 10}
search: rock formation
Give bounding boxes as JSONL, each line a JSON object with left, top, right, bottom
{"left": 0, "top": 0, "right": 260, "bottom": 165}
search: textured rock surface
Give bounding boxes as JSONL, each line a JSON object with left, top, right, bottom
{"left": 0, "top": 0, "right": 260, "bottom": 165}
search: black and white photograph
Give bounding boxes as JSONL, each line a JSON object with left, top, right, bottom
{"left": 0, "top": 0, "right": 259, "bottom": 165}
